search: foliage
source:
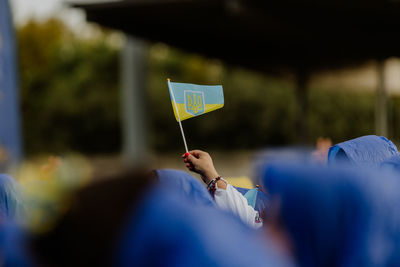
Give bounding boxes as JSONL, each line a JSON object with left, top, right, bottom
{"left": 17, "top": 19, "right": 120, "bottom": 154}
{"left": 308, "top": 88, "right": 376, "bottom": 145}
{"left": 16, "top": 18, "right": 399, "bottom": 154}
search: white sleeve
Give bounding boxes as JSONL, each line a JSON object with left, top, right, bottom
{"left": 214, "top": 180, "right": 262, "bottom": 229}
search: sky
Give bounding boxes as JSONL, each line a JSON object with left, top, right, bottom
{"left": 10, "top": 0, "right": 91, "bottom": 27}
{"left": 9, "top": 0, "right": 122, "bottom": 37}
{"left": 12, "top": 0, "right": 63, "bottom": 23}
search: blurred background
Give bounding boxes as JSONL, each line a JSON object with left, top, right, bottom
{"left": 4, "top": 0, "right": 400, "bottom": 180}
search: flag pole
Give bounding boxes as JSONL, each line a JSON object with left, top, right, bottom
{"left": 167, "top": 78, "right": 189, "bottom": 155}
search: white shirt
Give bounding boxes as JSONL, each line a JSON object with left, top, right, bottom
{"left": 214, "top": 179, "right": 262, "bottom": 229}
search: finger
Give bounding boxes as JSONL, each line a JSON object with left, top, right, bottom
{"left": 190, "top": 150, "right": 210, "bottom": 158}
{"left": 188, "top": 150, "right": 205, "bottom": 158}
{"left": 187, "top": 154, "right": 199, "bottom": 164}
{"left": 182, "top": 152, "right": 192, "bottom": 158}
{"left": 184, "top": 158, "right": 188, "bottom": 163}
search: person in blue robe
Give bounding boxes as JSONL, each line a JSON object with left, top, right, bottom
{"left": 0, "top": 174, "right": 25, "bottom": 221}
{"left": 0, "top": 219, "right": 32, "bottom": 267}
{"left": 155, "top": 169, "right": 216, "bottom": 207}
{"left": 261, "top": 163, "right": 400, "bottom": 267}
{"left": 381, "top": 154, "right": 400, "bottom": 172}
{"left": 327, "top": 135, "right": 398, "bottom": 167}
{"left": 114, "top": 184, "right": 293, "bottom": 267}
{"left": 156, "top": 168, "right": 269, "bottom": 215}
{"left": 31, "top": 169, "right": 293, "bottom": 267}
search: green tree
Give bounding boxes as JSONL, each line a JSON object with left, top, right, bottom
{"left": 18, "top": 19, "right": 121, "bottom": 154}
{"left": 17, "top": 18, "right": 397, "bottom": 155}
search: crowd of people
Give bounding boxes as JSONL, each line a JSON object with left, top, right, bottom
{"left": 0, "top": 135, "right": 400, "bottom": 266}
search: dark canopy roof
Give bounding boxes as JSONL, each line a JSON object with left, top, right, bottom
{"left": 74, "top": 0, "right": 400, "bottom": 72}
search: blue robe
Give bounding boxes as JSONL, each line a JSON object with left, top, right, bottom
{"left": 0, "top": 174, "right": 24, "bottom": 221}
{"left": 113, "top": 184, "right": 293, "bottom": 267}
{"left": 381, "top": 154, "right": 400, "bottom": 171}
{"left": 328, "top": 135, "right": 398, "bottom": 167}
{"left": 0, "top": 220, "right": 32, "bottom": 266}
{"left": 156, "top": 169, "right": 269, "bottom": 215}
{"left": 261, "top": 163, "right": 400, "bottom": 267}
{"left": 156, "top": 169, "right": 215, "bottom": 207}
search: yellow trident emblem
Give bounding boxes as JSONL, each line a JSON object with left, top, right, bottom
{"left": 185, "top": 91, "right": 204, "bottom": 115}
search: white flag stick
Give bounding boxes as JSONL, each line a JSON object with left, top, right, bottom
{"left": 167, "top": 78, "right": 189, "bottom": 154}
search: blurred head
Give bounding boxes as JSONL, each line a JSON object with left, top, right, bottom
{"left": 31, "top": 167, "right": 296, "bottom": 267}
{"left": 261, "top": 163, "right": 400, "bottom": 267}
{"left": 155, "top": 169, "right": 215, "bottom": 207}
{"left": 0, "top": 174, "right": 25, "bottom": 222}
{"left": 311, "top": 137, "right": 332, "bottom": 164}
{"left": 0, "top": 219, "right": 33, "bottom": 266}
{"left": 115, "top": 177, "right": 294, "bottom": 267}
{"left": 254, "top": 147, "right": 315, "bottom": 192}
{"left": 328, "top": 135, "right": 398, "bottom": 167}
{"left": 31, "top": 168, "right": 156, "bottom": 267}
{"left": 381, "top": 154, "right": 400, "bottom": 172}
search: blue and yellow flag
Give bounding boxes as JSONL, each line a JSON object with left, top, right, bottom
{"left": 168, "top": 80, "right": 224, "bottom": 121}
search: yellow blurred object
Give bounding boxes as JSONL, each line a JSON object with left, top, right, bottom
{"left": 0, "top": 143, "right": 9, "bottom": 163}
{"left": 14, "top": 153, "right": 93, "bottom": 233}
{"left": 40, "top": 156, "right": 62, "bottom": 180}
{"left": 225, "top": 176, "right": 254, "bottom": 189}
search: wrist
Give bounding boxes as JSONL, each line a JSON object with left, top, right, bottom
{"left": 203, "top": 170, "right": 219, "bottom": 184}
{"left": 207, "top": 176, "right": 227, "bottom": 196}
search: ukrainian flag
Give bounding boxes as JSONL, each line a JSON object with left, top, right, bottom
{"left": 168, "top": 80, "right": 224, "bottom": 121}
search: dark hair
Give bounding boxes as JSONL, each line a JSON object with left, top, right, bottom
{"left": 32, "top": 169, "right": 156, "bottom": 267}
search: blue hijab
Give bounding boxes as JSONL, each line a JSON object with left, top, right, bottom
{"left": 0, "top": 175, "right": 29, "bottom": 266}
{"left": 0, "top": 220, "right": 32, "bottom": 267}
{"left": 0, "top": 174, "right": 24, "bottom": 221}
{"left": 114, "top": 185, "right": 294, "bottom": 267}
{"left": 381, "top": 154, "right": 400, "bottom": 171}
{"left": 261, "top": 163, "right": 400, "bottom": 267}
{"left": 156, "top": 169, "right": 215, "bottom": 207}
{"left": 328, "top": 135, "right": 398, "bottom": 167}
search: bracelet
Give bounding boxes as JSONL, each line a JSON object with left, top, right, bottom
{"left": 207, "top": 176, "right": 221, "bottom": 197}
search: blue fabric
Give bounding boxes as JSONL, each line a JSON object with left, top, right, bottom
{"left": 0, "top": 0, "right": 23, "bottom": 167}
{"left": 0, "top": 174, "right": 24, "bottom": 221}
{"left": 235, "top": 187, "right": 269, "bottom": 214}
{"left": 243, "top": 188, "right": 258, "bottom": 208}
{"left": 114, "top": 185, "right": 293, "bottom": 267}
{"left": 156, "top": 169, "right": 270, "bottom": 215}
{"left": 254, "top": 147, "right": 315, "bottom": 190}
{"left": 0, "top": 175, "right": 26, "bottom": 265}
{"left": 0, "top": 220, "right": 32, "bottom": 266}
{"left": 381, "top": 154, "right": 400, "bottom": 171}
{"left": 328, "top": 135, "right": 398, "bottom": 167}
{"left": 261, "top": 163, "right": 400, "bottom": 267}
{"left": 156, "top": 169, "right": 215, "bottom": 207}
